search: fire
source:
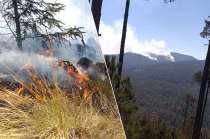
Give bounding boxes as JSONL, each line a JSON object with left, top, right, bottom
{"left": 16, "top": 63, "right": 51, "bottom": 101}
{"left": 15, "top": 59, "right": 101, "bottom": 102}
{"left": 56, "top": 60, "right": 95, "bottom": 101}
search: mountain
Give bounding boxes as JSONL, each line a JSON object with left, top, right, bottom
{"left": 171, "top": 52, "right": 197, "bottom": 62}
{"left": 107, "top": 52, "right": 206, "bottom": 126}
{"left": 109, "top": 52, "right": 198, "bottom": 71}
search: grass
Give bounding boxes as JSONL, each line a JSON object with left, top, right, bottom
{"left": 0, "top": 80, "right": 125, "bottom": 139}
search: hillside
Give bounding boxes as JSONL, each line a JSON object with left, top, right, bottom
{"left": 108, "top": 52, "right": 207, "bottom": 126}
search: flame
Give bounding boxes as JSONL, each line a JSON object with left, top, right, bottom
{"left": 57, "top": 60, "right": 102, "bottom": 102}
{"left": 14, "top": 58, "right": 101, "bottom": 103}
{"left": 57, "top": 60, "right": 92, "bottom": 101}
{"left": 16, "top": 63, "right": 51, "bottom": 101}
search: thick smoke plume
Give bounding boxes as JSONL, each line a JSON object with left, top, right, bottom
{"left": 0, "top": 36, "right": 106, "bottom": 83}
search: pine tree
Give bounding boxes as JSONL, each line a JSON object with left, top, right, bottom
{"left": 180, "top": 93, "right": 196, "bottom": 138}
{"left": 193, "top": 19, "right": 210, "bottom": 139}
{"left": 0, "top": 0, "right": 83, "bottom": 50}
{"left": 105, "top": 55, "right": 142, "bottom": 139}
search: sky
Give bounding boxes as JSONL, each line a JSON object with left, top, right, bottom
{"left": 0, "top": 0, "right": 104, "bottom": 63}
{"left": 99, "top": 0, "right": 210, "bottom": 60}
{"left": 0, "top": 0, "right": 209, "bottom": 60}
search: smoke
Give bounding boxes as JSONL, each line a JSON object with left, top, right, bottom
{"left": 0, "top": 0, "right": 108, "bottom": 87}
{"left": 0, "top": 36, "right": 106, "bottom": 82}
{"left": 99, "top": 20, "right": 175, "bottom": 61}
{"left": 0, "top": 49, "right": 57, "bottom": 79}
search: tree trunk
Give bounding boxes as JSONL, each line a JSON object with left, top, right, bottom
{"left": 12, "top": 0, "right": 22, "bottom": 50}
{"left": 117, "top": 0, "right": 130, "bottom": 88}
{"left": 192, "top": 40, "right": 210, "bottom": 139}
{"left": 91, "top": 0, "right": 103, "bottom": 35}
{"left": 182, "top": 97, "right": 189, "bottom": 131}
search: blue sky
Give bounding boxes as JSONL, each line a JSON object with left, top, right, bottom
{"left": 100, "top": 0, "right": 210, "bottom": 60}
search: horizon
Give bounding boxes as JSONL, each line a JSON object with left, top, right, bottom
{"left": 0, "top": 0, "right": 209, "bottom": 61}
{"left": 105, "top": 51, "right": 203, "bottom": 61}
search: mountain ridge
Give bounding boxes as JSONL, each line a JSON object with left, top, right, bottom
{"left": 106, "top": 52, "right": 199, "bottom": 71}
{"left": 105, "top": 52, "right": 207, "bottom": 126}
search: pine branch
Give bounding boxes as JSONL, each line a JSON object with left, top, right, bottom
{"left": 0, "top": 0, "right": 85, "bottom": 49}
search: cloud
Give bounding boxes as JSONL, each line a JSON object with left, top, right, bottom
{"left": 47, "top": 1, "right": 175, "bottom": 61}
{"left": 55, "top": 0, "right": 97, "bottom": 36}
{"left": 99, "top": 20, "right": 174, "bottom": 61}
{"left": 0, "top": 0, "right": 174, "bottom": 61}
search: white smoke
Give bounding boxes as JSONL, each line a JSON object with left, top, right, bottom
{"left": 99, "top": 20, "right": 175, "bottom": 61}
{"left": 0, "top": 35, "right": 106, "bottom": 83}
{"left": 0, "top": 50, "right": 57, "bottom": 73}
{"left": 0, "top": 0, "right": 107, "bottom": 85}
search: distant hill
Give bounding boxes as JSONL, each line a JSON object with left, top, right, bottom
{"left": 106, "top": 52, "right": 207, "bottom": 126}
{"left": 108, "top": 52, "right": 198, "bottom": 71}
{"left": 125, "top": 60, "right": 204, "bottom": 125}
{"left": 171, "top": 52, "right": 197, "bottom": 62}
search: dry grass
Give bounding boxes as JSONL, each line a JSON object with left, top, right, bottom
{"left": 0, "top": 81, "right": 125, "bottom": 139}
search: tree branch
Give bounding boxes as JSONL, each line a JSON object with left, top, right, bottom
{"left": 2, "top": 15, "right": 16, "bottom": 38}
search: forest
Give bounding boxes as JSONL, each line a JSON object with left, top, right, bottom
{"left": 102, "top": 0, "right": 210, "bottom": 139}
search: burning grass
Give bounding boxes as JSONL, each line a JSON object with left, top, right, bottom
{"left": 0, "top": 80, "right": 125, "bottom": 139}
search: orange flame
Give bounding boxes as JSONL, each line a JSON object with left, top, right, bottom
{"left": 15, "top": 60, "right": 101, "bottom": 102}
{"left": 16, "top": 64, "right": 51, "bottom": 101}
{"left": 57, "top": 60, "right": 92, "bottom": 101}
